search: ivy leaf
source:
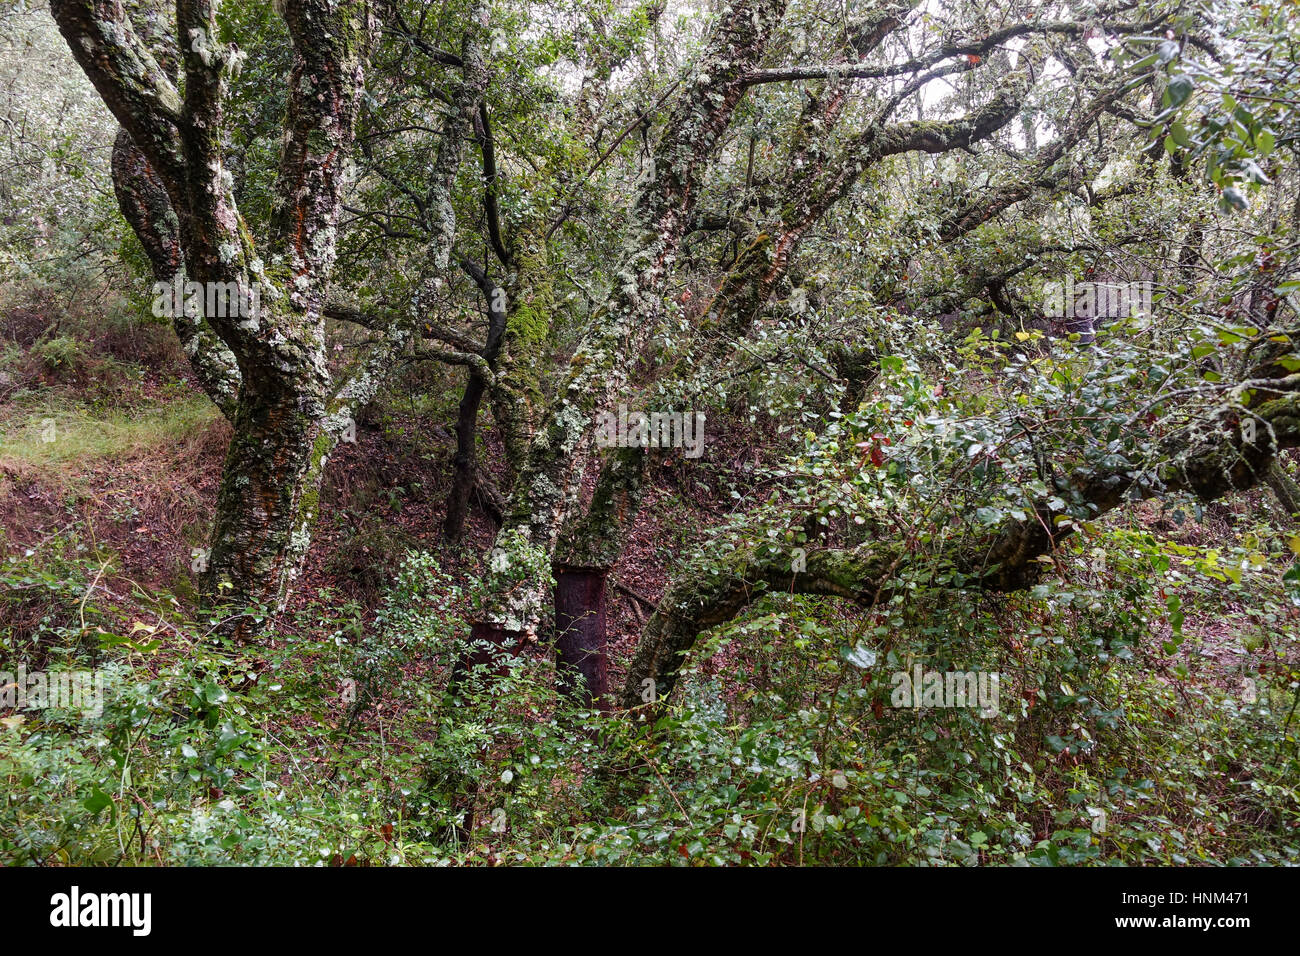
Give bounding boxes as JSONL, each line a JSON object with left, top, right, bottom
{"left": 83, "top": 787, "right": 113, "bottom": 816}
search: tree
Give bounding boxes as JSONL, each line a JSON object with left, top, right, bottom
{"left": 49, "top": 0, "right": 488, "bottom": 624}
{"left": 468, "top": 0, "right": 1186, "bottom": 702}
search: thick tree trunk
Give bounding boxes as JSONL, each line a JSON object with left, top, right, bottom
{"left": 470, "top": 0, "right": 791, "bottom": 653}
{"left": 1267, "top": 460, "right": 1300, "bottom": 517}
{"left": 205, "top": 379, "right": 330, "bottom": 621}
{"left": 53, "top": 0, "right": 385, "bottom": 620}
{"left": 489, "top": 236, "right": 555, "bottom": 482}
{"left": 553, "top": 566, "right": 609, "bottom": 707}
{"left": 550, "top": 446, "right": 646, "bottom": 703}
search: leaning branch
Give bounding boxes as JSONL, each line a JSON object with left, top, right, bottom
{"left": 621, "top": 385, "right": 1300, "bottom": 707}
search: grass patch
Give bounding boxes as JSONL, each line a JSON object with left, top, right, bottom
{"left": 0, "top": 397, "right": 220, "bottom": 470}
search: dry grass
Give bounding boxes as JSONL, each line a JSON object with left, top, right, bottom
{"left": 0, "top": 397, "right": 219, "bottom": 472}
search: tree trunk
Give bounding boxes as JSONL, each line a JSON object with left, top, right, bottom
{"left": 489, "top": 236, "right": 555, "bottom": 482}
{"left": 469, "top": 0, "right": 791, "bottom": 653}
{"left": 53, "top": 0, "right": 387, "bottom": 624}
{"left": 1267, "top": 460, "right": 1300, "bottom": 517}
{"left": 444, "top": 259, "right": 506, "bottom": 540}
{"left": 444, "top": 372, "right": 490, "bottom": 540}
{"left": 206, "top": 377, "right": 331, "bottom": 624}
{"left": 112, "top": 131, "right": 242, "bottom": 420}
{"left": 553, "top": 566, "right": 609, "bottom": 707}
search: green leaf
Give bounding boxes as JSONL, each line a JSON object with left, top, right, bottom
{"left": 83, "top": 787, "right": 112, "bottom": 815}
{"left": 1164, "top": 75, "right": 1194, "bottom": 109}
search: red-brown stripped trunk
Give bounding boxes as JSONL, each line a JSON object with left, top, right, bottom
{"left": 553, "top": 566, "right": 609, "bottom": 708}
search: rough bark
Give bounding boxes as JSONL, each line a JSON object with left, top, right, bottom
{"left": 112, "top": 128, "right": 241, "bottom": 418}
{"left": 487, "top": 227, "right": 555, "bottom": 482}
{"left": 200, "top": 0, "right": 378, "bottom": 612}
{"left": 1267, "top": 460, "right": 1300, "bottom": 517}
{"left": 51, "top": 0, "right": 477, "bottom": 615}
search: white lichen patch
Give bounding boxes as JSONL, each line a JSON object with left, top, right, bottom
{"left": 188, "top": 28, "right": 216, "bottom": 67}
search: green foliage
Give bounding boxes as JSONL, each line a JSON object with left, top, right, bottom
{"left": 2, "top": 530, "right": 1296, "bottom": 866}
{"left": 1150, "top": 0, "right": 1296, "bottom": 212}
